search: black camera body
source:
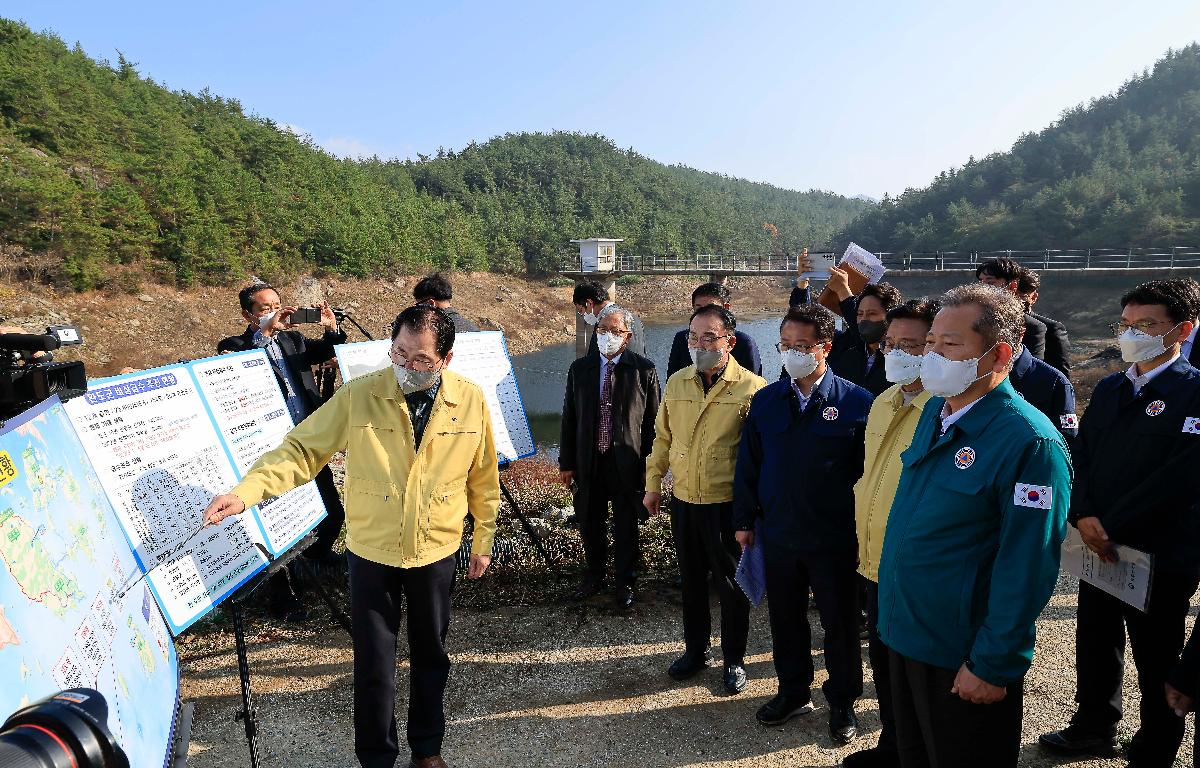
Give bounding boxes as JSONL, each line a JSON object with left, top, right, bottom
{"left": 288, "top": 306, "right": 322, "bottom": 324}
{"left": 0, "top": 326, "right": 86, "bottom": 423}
{"left": 0, "top": 688, "right": 129, "bottom": 768}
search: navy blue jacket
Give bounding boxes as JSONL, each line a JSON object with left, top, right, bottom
{"left": 1070, "top": 356, "right": 1200, "bottom": 573}
{"left": 666, "top": 327, "right": 763, "bottom": 379}
{"left": 1009, "top": 346, "right": 1078, "bottom": 442}
{"left": 733, "top": 371, "right": 872, "bottom": 552}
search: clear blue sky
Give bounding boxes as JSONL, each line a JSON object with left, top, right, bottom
{"left": 5, "top": 0, "right": 1198, "bottom": 199}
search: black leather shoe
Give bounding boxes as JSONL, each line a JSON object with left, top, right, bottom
{"left": 1038, "top": 724, "right": 1117, "bottom": 755}
{"left": 615, "top": 585, "right": 635, "bottom": 610}
{"left": 829, "top": 705, "right": 859, "bottom": 745}
{"left": 571, "top": 576, "right": 603, "bottom": 601}
{"left": 755, "top": 693, "right": 815, "bottom": 725}
{"left": 667, "top": 649, "right": 712, "bottom": 680}
{"left": 722, "top": 664, "right": 747, "bottom": 694}
{"left": 842, "top": 746, "right": 900, "bottom": 768}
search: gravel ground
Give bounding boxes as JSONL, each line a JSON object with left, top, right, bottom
{"left": 180, "top": 572, "right": 1196, "bottom": 768}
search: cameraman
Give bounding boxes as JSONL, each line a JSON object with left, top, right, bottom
{"left": 218, "top": 283, "right": 348, "bottom": 619}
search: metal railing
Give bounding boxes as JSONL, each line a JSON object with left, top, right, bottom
{"left": 559, "top": 247, "right": 1200, "bottom": 273}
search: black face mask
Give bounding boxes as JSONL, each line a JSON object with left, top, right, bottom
{"left": 858, "top": 319, "right": 886, "bottom": 344}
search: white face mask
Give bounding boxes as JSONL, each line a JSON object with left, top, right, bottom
{"left": 596, "top": 332, "right": 625, "bottom": 357}
{"left": 257, "top": 310, "right": 277, "bottom": 330}
{"left": 1118, "top": 324, "right": 1179, "bottom": 363}
{"left": 782, "top": 348, "right": 819, "bottom": 380}
{"left": 919, "top": 344, "right": 996, "bottom": 398}
{"left": 392, "top": 363, "right": 442, "bottom": 395}
{"left": 581, "top": 310, "right": 599, "bottom": 326}
{"left": 689, "top": 347, "right": 725, "bottom": 372}
{"left": 884, "top": 349, "right": 924, "bottom": 385}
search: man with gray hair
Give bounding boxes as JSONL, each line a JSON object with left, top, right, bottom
{"left": 876, "top": 283, "right": 1072, "bottom": 766}
{"left": 560, "top": 304, "right": 661, "bottom": 608}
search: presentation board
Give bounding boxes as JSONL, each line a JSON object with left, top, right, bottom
{"left": 336, "top": 331, "right": 536, "bottom": 463}
{"left": 0, "top": 397, "right": 180, "bottom": 768}
{"left": 61, "top": 350, "right": 327, "bottom": 634}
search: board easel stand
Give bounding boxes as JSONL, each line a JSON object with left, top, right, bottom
{"left": 498, "top": 463, "right": 560, "bottom": 576}
{"left": 225, "top": 532, "right": 352, "bottom": 768}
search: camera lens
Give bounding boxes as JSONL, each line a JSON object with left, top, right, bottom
{"left": 0, "top": 689, "right": 128, "bottom": 768}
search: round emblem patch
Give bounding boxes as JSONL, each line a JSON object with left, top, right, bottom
{"left": 1146, "top": 400, "right": 1166, "bottom": 417}
{"left": 822, "top": 406, "right": 839, "bottom": 421}
{"left": 954, "top": 447, "right": 976, "bottom": 469}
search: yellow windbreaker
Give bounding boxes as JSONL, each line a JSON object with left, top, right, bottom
{"left": 232, "top": 367, "right": 500, "bottom": 568}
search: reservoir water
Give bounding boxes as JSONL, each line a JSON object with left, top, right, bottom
{"left": 513, "top": 315, "right": 792, "bottom": 455}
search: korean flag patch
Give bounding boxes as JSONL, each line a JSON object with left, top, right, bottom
{"left": 1183, "top": 417, "right": 1200, "bottom": 435}
{"left": 1059, "top": 413, "right": 1078, "bottom": 430}
{"left": 1014, "top": 483, "right": 1053, "bottom": 510}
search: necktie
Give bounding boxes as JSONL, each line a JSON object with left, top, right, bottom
{"left": 598, "top": 361, "right": 614, "bottom": 453}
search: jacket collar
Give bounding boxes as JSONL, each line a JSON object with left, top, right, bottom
{"left": 1139, "top": 355, "right": 1196, "bottom": 400}
{"left": 584, "top": 350, "right": 634, "bottom": 370}
{"left": 887, "top": 383, "right": 932, "bottom": 412}
{"left": 1010, "top": 346, "right": 1035, "bottom": 381}
{"left": 933, "top": 377, "right": 1018, "bottom": 439}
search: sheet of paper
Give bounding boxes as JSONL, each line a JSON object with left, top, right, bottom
{"left": 840, "top": 242, "right": 887, "bottom": 284}
{"left": 190, "top": 352, "right": 327, "bottom": 556}
{"left": 734, "top": 532, "right": 765, "bottom": 607}
{"left": 1061, "top": 527, "right": 1153, "bottom": 611}
{"left": 336, "top": 331, "right": 535, "bottom": 464}
{"left": 64, "top": 368, "right": 268, "bottom": 634}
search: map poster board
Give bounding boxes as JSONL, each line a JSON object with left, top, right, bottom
{"left": 63, "top": 350, "right": 328, "bottom": 635}
{"left": 336, "top": 331, "right": 536, "bottom": 464}
{"left": 65, "top": 366, "right": 271, "bottom": 635}
{"left": 1061, "top": 527, "right": 1154, "bottom": 611}
{"left": 0, "top": 396, "right": 180, "bottom": 768}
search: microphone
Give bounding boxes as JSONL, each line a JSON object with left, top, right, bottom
{"left": 0, "top": 333, "right": 61, "bottom": 352}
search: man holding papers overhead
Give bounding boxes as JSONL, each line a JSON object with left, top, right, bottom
{"left": 878, "top": 284, "right": 1070, "bottom": 766}
{"left": 1041, "top": 280, "right": 1200, "bottom": 768}
{"left": 204, "top": 304, "right": 500, "bottom": 768}
{"left": 733, "top": 303, "right": 872, "bottom": 745}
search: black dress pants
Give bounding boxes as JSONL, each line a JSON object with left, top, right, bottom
{"left": 349, "top": 551, "right": 456, "bottom": 768}
{"left": 1072, "top": 572, "right": 1200, "bottom": 767}
{"left": 670, "top": 499, "right": 749, "bottom": 664}
{"left": 864, "top": 577, "right": 897, "bottom": 753}
{"left": 889, "top": 650, "right": 1023, "bottom": 768}
{"left": 578, "top": 450, "right": 640, "bottom": 587}
{"left": 762, "top": 544, "right": 862, "bottom": 706}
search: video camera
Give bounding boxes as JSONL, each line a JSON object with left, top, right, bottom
{"left": 0, "top": 325, "right": 87, "bottom": 423}
{"left": 0, "top": 688, "right": 129, "bottom": 768}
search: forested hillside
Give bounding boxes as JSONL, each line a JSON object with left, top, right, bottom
{"left": 840, "top": 45, "right": 1200, "bottom": 252}
{"left": 0, "top": 19, "right": 867, "bottom": 289}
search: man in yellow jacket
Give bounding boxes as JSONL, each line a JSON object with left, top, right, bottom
{"left": 644, "top": 304, "right": 767, "bottom": 694}
{"left": 203, "top": 305, "right": 499, "bottom": 768}
{"left": 844, "top": 297, "right": 938, "bottom": 768}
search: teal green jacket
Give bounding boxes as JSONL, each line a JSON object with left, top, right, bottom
{"left": 878, "top": 378, "right": 1072, "bottom": 686}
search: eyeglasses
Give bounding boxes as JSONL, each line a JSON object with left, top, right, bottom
{"left": 882, "top": 340, "right": 926, "bottom": 355}
{"left": 596, "top": 327, "right": 630, "bottom": 336}
{"left": 776, "top": 342, "right": 822, "bottom": 354}
{"left": 1109, "top": 320, "right": 1173, "bottom": 336}
{"left": 389, "top": 350, "right": 441, "bottom": 372}
{"left": 687, "top": 333, "right": 730, "bottom": 346}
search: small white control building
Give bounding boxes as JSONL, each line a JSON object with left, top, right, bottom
{"left": 571, "top": 238, "right": 623, "bottom": 272}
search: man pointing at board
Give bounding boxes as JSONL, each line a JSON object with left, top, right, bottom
{"left": 204, "top": 304, "right": 500, "bottom": 768}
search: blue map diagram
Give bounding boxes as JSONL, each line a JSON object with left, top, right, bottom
{"left": 0, "top": 397, "right": 179, "bottom": 768}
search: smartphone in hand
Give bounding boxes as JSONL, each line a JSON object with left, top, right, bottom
{"left": 290, "top": 306, "right": 322, "bottom": 324}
